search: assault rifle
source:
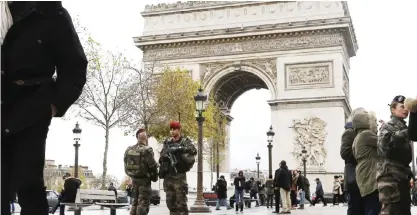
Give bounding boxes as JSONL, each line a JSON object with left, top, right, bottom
{"left": 167, "top": 145, "right": 184, "bottom": 176}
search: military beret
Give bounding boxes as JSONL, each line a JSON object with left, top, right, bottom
{"left": 170, "top": 121, "right": 181, "bottom": 129}
{"left": 135, "top": 128, "right": 145, "bottom": 137}
{"left": 389, "top": 95, "right": 406, "bottom": 106}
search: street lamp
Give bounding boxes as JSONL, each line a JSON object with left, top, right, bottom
{"left": 255, "top": 153, "right": 261, "bottom": 179}
{"left": 301, "top": 146, "right": 308, "bottom": 177}
{"left": 72, "top": 122, "right": 82, "bottom": 178}
{"left": 266, "top": 126, "right": 275, "bottom": 177}
{"left": 190, "top": 86, "right": 211, "bottom": 213}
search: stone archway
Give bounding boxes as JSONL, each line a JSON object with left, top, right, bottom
{"left": 202, "top": 60, "right": 278, "bottom": 108}
{"left": 135, "top": 1, "right": 358, "bottom": 189}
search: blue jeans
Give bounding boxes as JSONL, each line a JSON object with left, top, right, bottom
{"left": 216, "top": 198, "right": 231, "bottom": 209}
{"left": 235, "top": 189, "right": 244, "bottom": 204}
{"left": 299, "top": 190, "right": 306, "bottom": 205}
{"left": 10, "top": 202, "right": 15, "bottom": 212}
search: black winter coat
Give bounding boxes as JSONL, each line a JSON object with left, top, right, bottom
{"left": 234, "top": 176, "right": 246, "bottom": 191}
{"left": 274, "top": 165, "right": 291, "bottom": 191}
{"left": 61, "top": 177, "right": 82, "bottom": 203}
{"left": 2, "top": 2, "right": 87, "bottom": 137}
{"left": 215, "top": 178, "right": 228, "bottom": 199}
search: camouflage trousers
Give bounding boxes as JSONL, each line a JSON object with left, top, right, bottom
{"left": 163, "top": 174, "right": 189, "bottom": 215}
{"left": 130, "top": 179, "right": 152, "bottom": 215}
{"left": 378, "top": 176, "right": 411, "bottom": 215}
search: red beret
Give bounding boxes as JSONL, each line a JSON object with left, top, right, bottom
{"left": 169, "top": 121, "right": 181, "bottom": 129}
{"left": 135, "top": 128, "right": 145, "bottom": 137}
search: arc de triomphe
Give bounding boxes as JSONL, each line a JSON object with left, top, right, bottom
{"left": 134, "top": 1, "right": 358, "bottom": 182}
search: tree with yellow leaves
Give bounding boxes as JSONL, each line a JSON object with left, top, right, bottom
{"left": 150, "top": 67, "right": 200, "bottom": 141}
{"left": 203, "top": 96, "right": 228, "bottom": 187}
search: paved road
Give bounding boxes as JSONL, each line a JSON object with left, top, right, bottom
{"left": 11, "top": 204, "right": 417, "bottom": 214}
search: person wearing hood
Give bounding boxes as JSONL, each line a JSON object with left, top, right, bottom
{"left": 215, "top": 175, "right": 232, "bottom": 210}
{"left": 340, "top": 107, "right": 366, "bottom": 215}
{"left": 378, "top": 95, "right": 413, "bottom": 215}
{"left": 233, "top": 171, "right": 246, "bottom": 213}
{"left": 352, "top": 110, "right": 381, "bottom": 215}
{"left": 274, "top": 160, "right": 292, "bottom": 213}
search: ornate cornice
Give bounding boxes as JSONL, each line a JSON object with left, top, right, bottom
{"left": 141, "top": 30, "right": 348, "bottom": 61}
{"left": 134, "top": 17, "right": 352, "bottom": 44}
{"left": 143, "top": 1, "right": 258, "bottom": 15}
{"left": 268, "top": 96, "right": 351, "bottom": 116}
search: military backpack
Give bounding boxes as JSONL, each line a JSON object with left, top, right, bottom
{"left": 124, "top": 145, "right": 149, "bottom": 178}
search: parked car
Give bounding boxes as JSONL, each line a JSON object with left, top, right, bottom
{"left": 46, "top": 190, "right": 60, "bottom": 209}
{"left": 151, "top": 189, "right": 160, "bottom": 205}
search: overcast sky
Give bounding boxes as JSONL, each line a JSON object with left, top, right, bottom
{"left": 46, "top": 0, "right": 417, "bottom": 180}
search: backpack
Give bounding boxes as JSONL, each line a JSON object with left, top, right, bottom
{"left": 124, "top": 145, "right": 149, "bottom": 178}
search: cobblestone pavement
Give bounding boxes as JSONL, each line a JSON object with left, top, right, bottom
{"left": 11, "top": 204, "right": 417, "bottom": 214}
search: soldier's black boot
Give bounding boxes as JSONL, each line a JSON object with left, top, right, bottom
{"left": 240, "top": 203, "right": 243, "bottom": 212}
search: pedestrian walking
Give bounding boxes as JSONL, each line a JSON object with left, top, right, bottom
{"left": 265, "top": 175, "right": 274, "bottom": 209}
{"left": 215, "top": 175, "right": 232, "bottom": 211}
{"left": 311, "top": 178, "right": 327, "bottom": 207}
{"left": 233, "top": 171, "right": 246, "bottom": 213}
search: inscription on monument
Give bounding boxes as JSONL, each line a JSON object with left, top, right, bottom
{"left": 285, "top": 61, "right": 333, "bottom": 90}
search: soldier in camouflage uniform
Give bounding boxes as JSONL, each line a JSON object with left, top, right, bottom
{"left": 159, "top": 121, "right": 197, "bottom": 215}
{"left": 377, "top": 95, "right": 412, "bottom": 215}
{"left": 124, "top": 128, "right": 159, "bottom": 215}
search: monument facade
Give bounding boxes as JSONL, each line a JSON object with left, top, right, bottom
{"left": 134, "top": 1, "right": 358, "bottom": 187}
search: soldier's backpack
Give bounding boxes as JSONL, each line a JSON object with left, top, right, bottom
{"left": 124, "top": 145, "right": 149, "bottom": 178}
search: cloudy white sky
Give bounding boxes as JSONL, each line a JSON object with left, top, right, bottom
{"left": 46, "top": 0, "right": 417, "bottom": 180}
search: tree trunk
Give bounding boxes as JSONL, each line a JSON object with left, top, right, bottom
{"left": 101, "top": 126, "right": 110, "bottom": 189}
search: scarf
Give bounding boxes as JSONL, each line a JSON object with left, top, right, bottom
{"left": 0, "top": 1, "right": 13, "bottom": 44}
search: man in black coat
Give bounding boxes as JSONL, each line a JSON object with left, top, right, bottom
{"left": 274, "top": 160, "right": 292, "bottom": 213}
{"left": 215, "top": 175, "right": 232, "bottom": 210}
{"left": 1, "top": 2, "right": 87, "bottom": 215}
{"left": 50, "top": 173, "right": 82, "bottom": 215}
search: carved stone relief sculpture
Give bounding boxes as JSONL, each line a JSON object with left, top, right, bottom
{"left": 343, "top": 67, "right": 349, "bottom": 100}
{"left": 285, "top": 61, "right": 334, "bottom": 90}
{"left": 290, "top": 117, "right": 328, "bottom": 169}
{"left": 199, "top": 58, "right": 277, "bottom": 84}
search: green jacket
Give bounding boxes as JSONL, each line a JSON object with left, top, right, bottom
{"left": 352, "top": 111, "right": 378, "bottom": 197}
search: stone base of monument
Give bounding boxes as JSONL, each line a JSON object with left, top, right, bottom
{"left": 189, "top": 199, "right": 211, "bottom": 213}
{"left": 304, "top": 168, "right": 344, "bottom": 192}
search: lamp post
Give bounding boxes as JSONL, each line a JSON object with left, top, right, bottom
{"left": 72, "top": 122, "right": 82, "bottom": 215}
{"left": 266, "top": 126, "right": 275, "bottom": 177}
{"left": 216, "top": 117, "right": 222, "bottom": 180}
{"left": 190, "top": 87, "right": 211, "bottom": 213}
{"left": 72, "top": 122, "right": 82, "bottom": 178}
{"left": 301, "top": 146, "right": 307, "bottom": 177}
{"left": 255, "top": 153, "right": 261, "bottom": 179}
